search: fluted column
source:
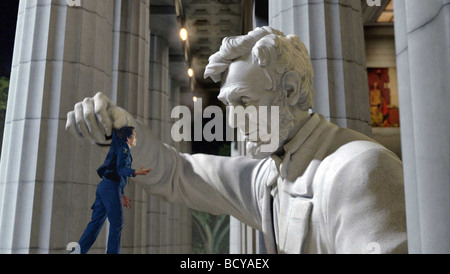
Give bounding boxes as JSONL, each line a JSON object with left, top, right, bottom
{"left": 112, "top": 0, "right": 150, "bottom": 254}
{"left": 144, "top": 33, "right": 169, "bottom": 254}
{"left": 229, "top": 139, "right": 246, "bottom": 254}
{"left": 115, "top": 1, "right": 191, "bottom": 253}
{"left": 178, "top": 88, "right": 193, "bottom": 155}
{"left": 146, "top": 31, "right": 193, "bottom": 254}
{"left": 168, "top": 79, "right": 181, "bottom": 151}
{"left": 175, "top": 85, "right": 192, "bottom": 253}
{"left": 394, "top": 0, "right": 450, "bottom": 254}
{"left": 0, "top": 0, "right": 117, "bottom": 254}
{"left": 269, "top": 0, "right": 372, "bottom": 136}
{"left": 229, "top": 132, "right": 266, "bottom": 254}
{"left": 166, "top": 78, "right": 193, "bottom": 253}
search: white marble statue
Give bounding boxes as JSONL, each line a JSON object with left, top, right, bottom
{"left": 66, "top": 27, "right": 407, "bottom": 254}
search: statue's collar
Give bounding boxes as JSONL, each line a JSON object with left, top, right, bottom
{"left": 271, "top": 113, "right": 322, "bottom": 179}
{"left": 283, "top": 113, "right": 321, "bottom": 154}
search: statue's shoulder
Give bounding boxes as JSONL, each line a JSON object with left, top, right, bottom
{"left": 328, "top": 140, "right": 400, "bottom": 168}
{"left": 320, "top": 140, "right": 404, "bottom": 214}
{"left": 336, "top": 140, "right": 389, "bottom": 156}
{"left": 318, "top": 139, "right": 402, "bottom": 186}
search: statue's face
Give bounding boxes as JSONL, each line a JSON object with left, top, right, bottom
{"left": 218, "top": 54, "right": 274, "bottom": 108}
{"left": 218, "top": 54, "right": 294, "bottom": 159}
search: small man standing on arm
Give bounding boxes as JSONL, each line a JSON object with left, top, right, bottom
{"left": 76, "top": 126, "right": 152, "bottom": 254}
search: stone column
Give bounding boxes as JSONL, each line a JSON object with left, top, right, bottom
{"left": 0, "top": 0, "right": 117, "bottom": 254}
{"left": 229, "top": 134, "right": 266, "bottom": 254}
{"left": 269, "top": 0, "right": 372, "bottom": 136}
{"left": 144, "top": 33, "right": 170, "bottom": 254}
{"left": 241, "top": 0, "right": 254, "bottom": 34}
{"left": 166, "top": 78, "right": 193, "bottom": 253}
{"left": 229, "top": 217, "right": 241, "bottom": 254}
{"left": 176, "top": 86, "right": 192, "bottom": 253}
{"left": 168, "top": 79, "right": 180, "bottom": 151}
{"left": 115, "top": 2, "right": 192, "bottom": 254}
{"left": 166, "top": 79, "right": 178, "bottom": 253}
{"left": 112, "top": 0, "right": 151, "bottom": 254}
{"left": 394, "top": 0, "right": 450, "bottom": 254}
{"left": 146, "top": 31, "right": 192, "bottom": 254}
{"left": 229, "top": 216, "right": 265, "bottom": 254}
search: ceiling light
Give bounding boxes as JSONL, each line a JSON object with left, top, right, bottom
{"left": 179, "top": 28, "right": 188, "bottom": 41}
{"left": 187, "top": 68, "right": 194, "bottom": 78}
{"left": 193, "top": 96, "right": 198, "bottom": 102}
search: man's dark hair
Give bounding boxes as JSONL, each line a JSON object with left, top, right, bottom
{"left": 117, "top": 126, "right": 135, "bottom": 141}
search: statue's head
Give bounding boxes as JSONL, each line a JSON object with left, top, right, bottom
{"left": 204, "top": 27, "right": 315, "bottom": 159}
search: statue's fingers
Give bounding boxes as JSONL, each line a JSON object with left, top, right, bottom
{"left": 94, "top": 92, "right": 114, "bottom": 137}
{"left": 94, "top": 91, "right": 114, "bottom": 107}
{"left": 74, "top": 102, "right": 97, "bottom": 144}
{"left": 82, "top": 97, "right": 106, "bottom": 143}
{"left": 66, "top": 111, "right": 83, "bottom": 138}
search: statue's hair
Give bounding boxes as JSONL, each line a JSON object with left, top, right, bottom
{"left": 204, "top": 26, "right": 315, "bottom": 110}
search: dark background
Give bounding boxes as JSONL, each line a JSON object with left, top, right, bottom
{"left": 0, "top": 0, "right": 19, "bottom": 78}
{"left": 0, "top": 1, "right": 18, "bottom": 149}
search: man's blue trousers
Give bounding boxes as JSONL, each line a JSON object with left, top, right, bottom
{"left": 78, "top": 178, "right": 124, "bottom": 254}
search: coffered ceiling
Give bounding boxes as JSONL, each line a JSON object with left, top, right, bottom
{"left": 183, "top": 0, "right": 242, "bottom": 89}
{"left": 151, "top": 0, "right": 390, "bottom": 95}
{"left": 150, "top": 0, "right": 244, "bottom": 93}
{"left": 362, "top": 0, "right": 394, "bottom": 25}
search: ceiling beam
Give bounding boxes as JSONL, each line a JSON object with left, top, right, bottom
{"left": 361, "top": 0, "right": 390, "bottom": 25}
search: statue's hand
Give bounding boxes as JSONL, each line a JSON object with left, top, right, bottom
{"left": 65, "top": 92, "right": 136, "bottom": 145}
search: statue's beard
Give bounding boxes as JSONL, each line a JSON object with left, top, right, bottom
{"left": 245, "top": 93, "right": 295, "bottom": 159}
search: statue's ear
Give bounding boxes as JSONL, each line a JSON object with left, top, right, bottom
{"left": 282, "top": 71, "right": 301, "bottom": 106}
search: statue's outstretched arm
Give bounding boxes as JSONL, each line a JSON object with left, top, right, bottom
{"left": 66, "top": 92, "right": 264, "bottom": 229}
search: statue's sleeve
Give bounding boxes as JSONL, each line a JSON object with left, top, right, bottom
{"left": 323, "top": 146, "right": 408, "bottom": 254}
{"left": 130, "top": 120, "right": 265, "bottom": 230}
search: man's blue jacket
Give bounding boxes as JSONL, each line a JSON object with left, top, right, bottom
{"left": 96, "top": 130, "right": 136, "bottom": 194}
